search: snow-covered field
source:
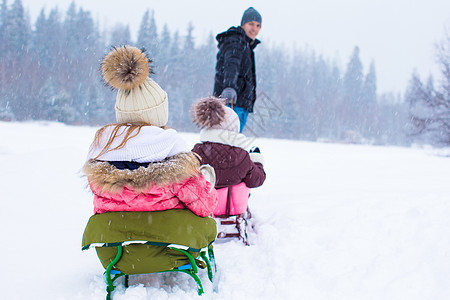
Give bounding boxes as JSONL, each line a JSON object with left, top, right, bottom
{"left": 1, "top": 121, "right": 450, "bottom": 300}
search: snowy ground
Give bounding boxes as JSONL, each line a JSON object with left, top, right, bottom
{"left": 1, "top": 121, "right": 450, "bottom": 300}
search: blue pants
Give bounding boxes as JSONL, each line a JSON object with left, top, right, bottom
{"left": 229, "top": 106, "right": 249, "bottom": 133}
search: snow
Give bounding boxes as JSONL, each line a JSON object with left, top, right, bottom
{"left": 1, "top": 121, "right": 450, "bottom": 300}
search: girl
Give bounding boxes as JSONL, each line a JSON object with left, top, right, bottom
{"left": 83, "top": 45, "right": 218, "bottom": 217}
{"left": 191, "top": 96, "right": 265, "bottom": 216}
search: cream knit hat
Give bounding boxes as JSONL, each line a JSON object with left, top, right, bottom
{"left": 101, "top": 45, "right": 168, "bottom": 126}
{"left": 191, "top": 96, "right": 240, "bottom": 133}
{"left": 214, "top": 106, "right": 240, "bottom": 133}
{"left": 115, "top": 78, "right": 168, "bottom": 126}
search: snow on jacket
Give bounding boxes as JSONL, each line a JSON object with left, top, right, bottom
{"left": 191, "top": 128, "right": 266, "bottom": 188}
{"left": 83, "top": 125, "right": 218, "bottom": 217}
{"left": 213, "top": 26, "right": 260, "bottom": 113}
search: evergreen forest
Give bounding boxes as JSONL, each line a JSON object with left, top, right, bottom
{"left": 1, "top": 0, "right": 449, "bottom": 146}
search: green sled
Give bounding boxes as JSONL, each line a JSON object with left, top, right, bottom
{"left": 82, "top": 209, "right": 217, "bottom": 298}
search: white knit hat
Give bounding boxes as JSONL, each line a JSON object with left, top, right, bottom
{"left": 115, "top": 78, "right": 168, "bottom": 126}
{"left": 211, "top": 106, "right": 240, "bottom": 132}
{"left": 191, "top": 96, "right": 240, "bottom": 133}
{"left": 101, "top": 45, "right": 169, "bottom": 126}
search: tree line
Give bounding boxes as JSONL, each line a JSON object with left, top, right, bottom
{"left": 0, "top": 0, "right": 448, "bottom": 146}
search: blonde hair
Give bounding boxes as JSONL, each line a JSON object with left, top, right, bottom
{"left": 90, "top": 123, "right": 168, "bottom": 161}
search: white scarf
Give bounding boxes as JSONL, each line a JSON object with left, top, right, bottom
{"left": 199, "top": 128, "right": 251, "bottom": 150}
{"left": 87, "top": 126, "right": 188, "bottom": 163}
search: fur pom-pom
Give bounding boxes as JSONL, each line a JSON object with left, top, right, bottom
{"left": 101, "top": 45, "right": 151, "bottom": 90}
{"left": 191, "top": 97, "right": 227, "bottom": 128}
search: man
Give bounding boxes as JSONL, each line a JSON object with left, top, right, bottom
{"left": 213, "top": 7, "right": 262, "bottom": 133}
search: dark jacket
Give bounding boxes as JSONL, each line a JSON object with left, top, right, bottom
{"left": 192, "top": 140, "right": 265, "bottom": 188}
{"left": 213, "top": 26, "right": 260, "bottom": 113}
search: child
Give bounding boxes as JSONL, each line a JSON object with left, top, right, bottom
{"left": 83, "top": 46, "right": 218, "bottom": 217}
{"left": 191, "top": 96, "right": 266, "bottom": 216}
{"left": 81, "top": 47, "right": 218, "bottom": 295}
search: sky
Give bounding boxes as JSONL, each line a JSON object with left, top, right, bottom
{"left": 20, "top": 0, "right": 450, "bottom": 95}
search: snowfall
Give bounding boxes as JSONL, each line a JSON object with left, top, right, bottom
{"left": 1, "top": 121, "right": 450, "bottom": 300}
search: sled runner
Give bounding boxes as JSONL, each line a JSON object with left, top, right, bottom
{"left": 82, "top": 209, "right": 217, "bottom": 299}
{"left": 214, "top": 182, "right": 253, "bottom": 246}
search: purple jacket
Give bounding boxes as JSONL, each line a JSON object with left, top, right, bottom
{"left": 192, "top": 129, "right": 266, "bottom": 188}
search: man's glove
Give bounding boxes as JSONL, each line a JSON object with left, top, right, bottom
{"left": 220, "top": 87, "right": 237, "bottom": 105}
{"left": 249, "top": 146, "right": 261, "bottom": 153}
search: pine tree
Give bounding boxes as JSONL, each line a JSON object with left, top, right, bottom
{"left": 61, "top": 1, "right": 78, "bottom": 69}
{"left": 328, "top": 62, "right": 343, "bottom": 138}
{"left": 8, "top": 0, "right": 29, "bottom": 58}
{"left": 32, "top": 9, "right": 50, "bottom": 67}
{"left": 46, "top": 7, "right": 62, "bottom": 71}
{"left": 137, "top": 9, "right": 149, "bottom": 46}
{"left": 195, "top": 32, "right": 215, "bottom": 94}
{"left": 109, "top": 23, "right": 131, "bottom": 46}
{"left": 167, "top": 30, "right": 181, "bottom": 87}
{"left": 157, "top": 23, "right": 171, "bottom": 85}
{"left": 178, "top": 22, "right": 198, "bottom": 127}
{"left": 75, "top": 8, "right": 102, "bottom": 123}
{"left": 0, "top": 0, "right": 8, "bottom": 58}
{"left": 362, "top": 61, "right": 377, "bottom": 104}
{"left": 342, "top": 46, "right": 364, "bottom": 139}
{"left": 57, "top": 3, "right": 103, "bottom": 123}
{"left": 147, "top": 11, "right": 158, "bottom": 57}
{"left": 279, "top": 50, "right": 304, "bottom": 138}
{"left": 361, "top": 60, "right": 377, "bottom": 137}
{"left": 0, "top": 0, "right": 9, "bottom": 118}
{"left": 137, "top": 10, "right": 158, "bottom": 59}
{"left": 181, "top": 22, "right": 196, "bottom": 79}
{"left": 4, "top": 0, "right": 34, "bottom": 120}
{"left": 344, "top": 46, "right": 364, "bottom": 103}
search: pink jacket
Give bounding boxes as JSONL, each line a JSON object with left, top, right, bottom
{"left": 84, "top": 152, "right": 218, "bottom": 217}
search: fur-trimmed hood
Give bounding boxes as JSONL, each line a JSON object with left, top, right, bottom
{"left": 83, "top": 152, "right": 201, "bottom": 194}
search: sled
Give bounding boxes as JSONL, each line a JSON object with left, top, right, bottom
{"left": 214, "top": 182, "right": 253, "bottom": 246}
{"left": 82, "top": 210, "right": 217, "bottom": 299}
